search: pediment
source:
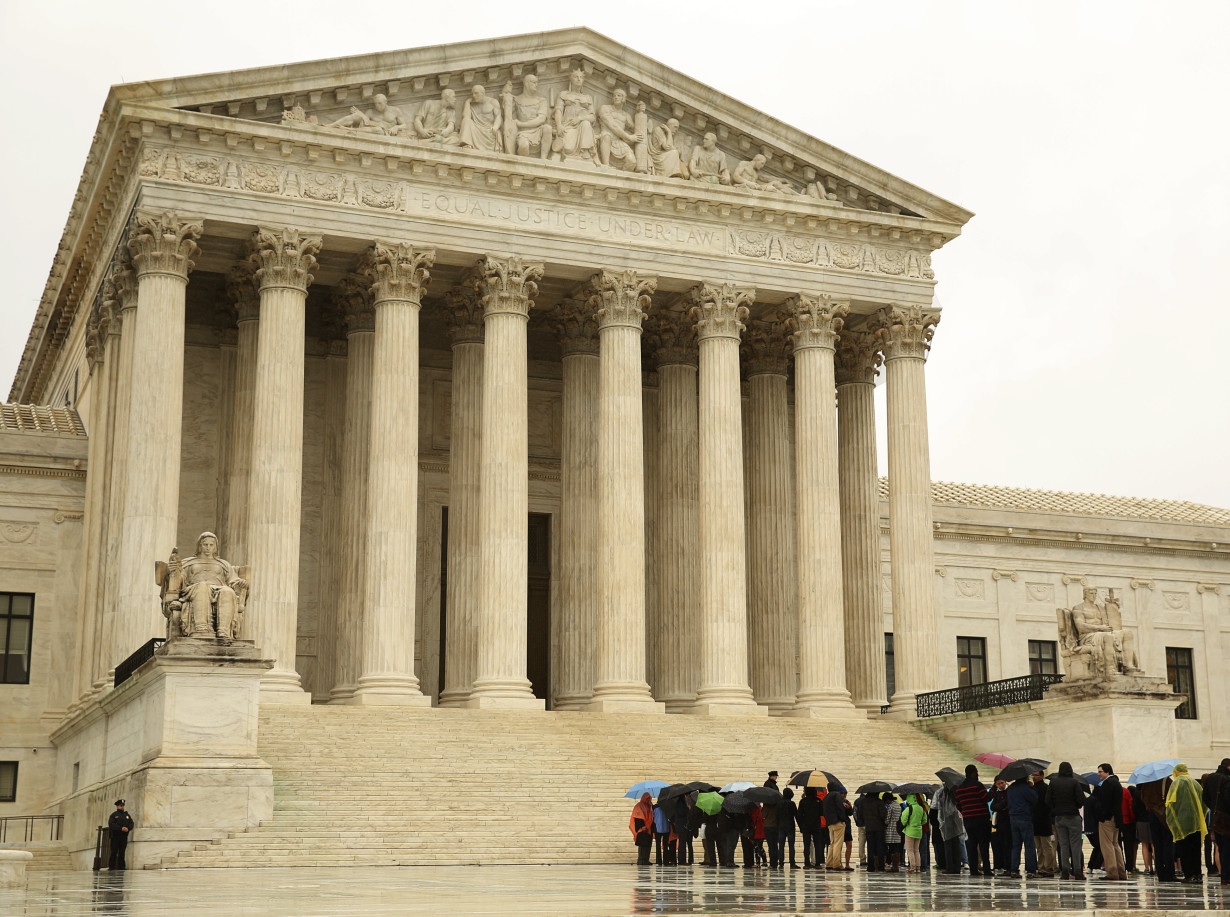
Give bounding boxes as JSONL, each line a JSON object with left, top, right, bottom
{"left": 113, "top": 28, "right": 970, "bottom": 227}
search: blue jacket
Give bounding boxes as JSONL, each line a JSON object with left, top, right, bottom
{"left": 1005, "top": 780, "right": 1038, "bottom": 820}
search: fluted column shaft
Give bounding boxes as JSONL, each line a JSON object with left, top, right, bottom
{"left": 552, "top": 299, "right": 598, "bottom": 710}
{"left": 246, "top": 227, "right": 321, "bottom": 701}
{"left": 745, "top": 366, "right": 797, "bottom": 713}
{"left": 440, "top": 282, "right": 485, "bottom": 707}
{"left": 466, "top": 255, "right": 545, "bottom": 709}
{"left": 687, "top": 283, "right": 764, "bottom": 716}
{"left": 226, "top": 286, "right": 259, "bottom": 565}
{"left": 116, "top": 213, "right": 201, "bottom": 667}
{"left": 788, "top": 295, "right": 856, "bottom": 715}
{"left": 588, "top": 271, "right": 662, "bottom": 712}
{"left": 874, "top": 306, "right": 941, "bottom": 715}
{"left": 351, "top": 243, "right": 434, "bottom": 705}
{"left": 836, "top": 331, "right": 886, "bottom": 710}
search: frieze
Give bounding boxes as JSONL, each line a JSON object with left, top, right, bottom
{"left": 139, "top": 143, "right": 935, "bottom": 278}
{"left": 0, "top": 521, "right": 38, "bottom": 544}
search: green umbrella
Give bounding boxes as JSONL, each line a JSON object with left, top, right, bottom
{"left": 695, "top": 792, "right": 724, "bottom": 815}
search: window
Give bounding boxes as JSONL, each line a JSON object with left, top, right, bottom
{"left": 1, "top": 593, "right": 34, "bottom": 684}
{"left": 0, "top": 762, "right": 16, "bottom": 803}
{"left": 1028, "top": 640, "right": 1058, "bottom": 676}
{"left": 884, "top": 633, "right": 895, "bottom": 700}
{"left": 1166, "top": 647, "right": 1197, "bottom": 720}
{"left": 956, "top": 636, "right": 987, "bottom": 687}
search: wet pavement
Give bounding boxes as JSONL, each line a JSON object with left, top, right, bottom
{"left": 2, "top": 865, "right": 1226, "bottom": 916}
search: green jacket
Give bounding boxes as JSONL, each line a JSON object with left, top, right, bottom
{"left": 900, "top": 795, "right": 927, "bottom": 839}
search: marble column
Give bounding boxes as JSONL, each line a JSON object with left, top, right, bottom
{"left": 646, "top": 309, "right": 700, "bottom": 712}
{"left": 686, "top": 282, "right": 765, "bottom": 716}
{"left": 835, "top": 330, "right": 887, "bottom": 711}
{"left": 96, "top": 256, "right": 137, "bottom": 691}
{"left": 742, "top": 320, "right": 797, "bottom": 714}
{"left": 787, "top": 294, "right": 857, "bottom": 716}
{"left": 328, "top": 272, "right": 375, "bottom": 703}
{"left": 116, "top": 212, "right": 202, "bottom": 667}
{"left": 350, "top": 242, "right": 435, "bottom": 705}
{"left": 315, "top": 341, "right": 347, "bottom": 702}
{"left": 439, "top": 274, "right": 485, "bottom": 707}
{"left": 587, "top": 270, "right": 664, "bottom": 714}
{"left": 465, "top": 255, "right": 545, "bottom": 710}
{"left": 223, "top": 264, "right": 260, "bottom": 565}
{"left": 550, "top": 296, "right": 599, "bottom": 711}
{"left": 871, "top": 304, "right": 941, "bottom": 716}
{"left": 246, "top": 227, "right": 321, "bottom": 702}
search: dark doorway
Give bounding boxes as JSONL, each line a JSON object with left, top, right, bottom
{"left": 437, "top": 509, "right": 553, "bottom": 707}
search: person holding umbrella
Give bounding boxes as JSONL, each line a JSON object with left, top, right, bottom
{"left": 824, "top": 783, "right": 850, "bottom": 869}
{"left": 1004, "top": 773, "right": 1038, "bottom": 878}
{"left": 1165, "top": 763, "right": 1207, "bottom": 883}
{"left": 857, "top": 788, "right": 889, "bottom": 871}
{"left": 630, "top": 793, "right": 654, "bottom": 865}
{"left": 932, "top": 780, "right": 965, "bottom": 875}
{"left": 955, "top": 765, "right": 995, "bottom": 877}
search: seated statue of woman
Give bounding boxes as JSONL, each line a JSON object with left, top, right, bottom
{"left": 158, "top": 532, "right": 248, "bottom": 643}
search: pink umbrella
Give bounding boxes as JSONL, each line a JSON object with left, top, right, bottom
{"left": 975, "top": 752, "right": 1016, "bottom": 769}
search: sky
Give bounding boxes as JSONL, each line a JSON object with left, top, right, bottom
{"left": 2, "top": 0, "right": 1228, "bottom": 508}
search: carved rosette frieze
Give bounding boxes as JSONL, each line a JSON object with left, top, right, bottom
{"left": 248, "top": 226, "right": 322, "bottom": 293}
{"left": 834, "top": 330, "right": 881, "bottom": 385}
{"left": 742, "top": 320, "right": 791, "bottom": 376}
{"left": 589, "top": 269, "right": 656, "bottom": 332}
{"left": 334, "top": 273, "right": 376, "bottom": 334}
{"left": 870, "top": 304, "right": 940, "bottom": 362}
{"left": 128, "top": 211, "right": 202, "bottom": 281}
{"left": 477, "top": 254, "right": 544, "bottom": 319}
{"left": 644, "top": 307, "right": 698, "bottom": 367}
{"left": 551, "top": 296, "right": 599, "bottom": 357}
{"left": 784, "top": 293, "right": 848, "bottom": 353}
{"left": 444, "top": 269, "right": 485, "bottom": 345}
{"left": 689, "top": 282, "right": 754, "bottom": 342}
{"left": 225, "top": 262, "right": 260, "bottom": 324}
{"left": 365, "top": 241, "right": 435, "bottom": 305}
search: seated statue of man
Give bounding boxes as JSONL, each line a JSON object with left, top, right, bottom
{"left": 414, "top": 89, "right": 461, "bottom": 146}
{"left": 157, "top": 533, "right": 248, "bottom": 643}
{"left": 328, "top": 94, "right": 410, "bottom": 136}
{"left": 501, "top": 76, "right": 553, "bottom": 159}
{"left": 1068, "top": 586, "right": 1140, "bottom": 677}
{"left": 732, "top": 154, "right": 795, "bottom": 194}
{"left": 687, "top": 133, "right": 731, "bottom": 185}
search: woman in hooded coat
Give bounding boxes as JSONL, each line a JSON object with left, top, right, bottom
{"left": 630, "top": 793, "right": 654, "bottom": 865}
{"left": 1165, "top": 763, "right": 1207, "bottom": 883}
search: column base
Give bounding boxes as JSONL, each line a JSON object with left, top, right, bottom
{"left": 436, "top": 689, "right": 473, "bottom": 708}
{"left": 685, "top": 702, "right": 768, "bottom": 717}
{"left": 327, "top": 687, "right": 357, "bottom": 705}
{"left": 259, "top": 685, "right": 312, "bottom": 705}
{"left": 585, "top": 698, "right": 666, "bottom": 714}
{"left": 348, "top": 682, "right": 432, "bottom": 707}
{"left": 553, "top": 693, "right": 594, "bottom": 712}
{"left": 764, "top": 698, "right": 798, "bottom": 717}
{"left": 882, "top": 693, "right": 918, "bottom": 719}
{"left": 660, "top": 694, "right": 697, "bottom": 715}
{"left": 461, "top": 694, "right": 545, "bottom": 710}
{"left": 786, "top": 703, "right": 862, "bottom": 719}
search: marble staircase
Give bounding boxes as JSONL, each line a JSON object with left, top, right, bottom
{"left": 158, "top": 705, "right": 974, "bottom": 869}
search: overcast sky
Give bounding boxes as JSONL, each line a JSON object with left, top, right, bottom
{"left": 3, "top": 0, "right": 1227, "bottom": 508}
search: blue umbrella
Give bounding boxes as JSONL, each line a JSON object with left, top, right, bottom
{"left": 720, "top": 781, "right": 755, "bottom": 794}
{"left": 625, "top": 780, "right": 670, "bottom": 799}
{"left": 1081, "top": 772, "right": 1102, "bottom": 786}
{"left": 1128, "top": 759, "right": 1182, "bottom": 786}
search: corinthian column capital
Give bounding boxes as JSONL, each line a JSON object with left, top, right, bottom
{"left": 590, "top": 269, "right": 656, "bottom": 331}
{"left": 128, "top": 211, "right": 202, "bottom": 280}
{"left": 249, "top": 227, "right": 322, "bottom": 293}
{"left": 444, "top": 268, "right": 484, "bottom": 345}
{"left": 366, "top": 241, "right": 435, "bottom": 305}
{"left": 112, "top": 247, "right": 137, "bottom": 312}
{"left": 334, "top": 273, "right": 375, "bottom": 334}
{"left": 99, "top": 277, "right": 122, "bottom": 339}
{"left": 644, "top": 305, "right": 698, "bottom": 367}
{"left": 834, "top": 330, "right": 882, "bottom": 385}
{"left": 551, "top": 295, "right": 599, "bottom": 356}
{"left": 689, "top": 282, "right": 754, "bottom": 342}
{"left": 784, "top": 293, "right": 848, "bottom": 352}
{"left": 478, "top": 254, "right": 544, "bottom": 319}
{"left": 226, "top": 262, "right": 260, "bottom": 324}
{"left": 870, "top": 304, "right": 940, "bottom": 361}
{"left": 742, "top": 320, "right": 792, "bottom": 376}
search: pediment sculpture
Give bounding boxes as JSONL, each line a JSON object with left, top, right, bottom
{"left": 1056, "top": 587, "right": 1142, "bottom": 682}
{"left": 156, "top": 533, "right": 249, "bottom": 643}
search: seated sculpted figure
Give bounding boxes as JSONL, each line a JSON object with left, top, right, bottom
{"left": 551, "top": 69, "right": 599, "bottom": 164}
{"left": 328, "top": 94, "right": 410, "bottom": 137}
{"left": 597, "top": 88, "right": 643, "bottom": 171}
{"left": 413, "top": 89, "right": 460, "bottom": 146}
{"left": 458, "top": 85, "right": 503, "bottom": 152}
{"left": 732, "top": 154, "right": 796, "bottom": 194}
{"left": 687, "top": 133, "right": 731, "bottom": 185}
{"left": 1059, "top": 586, "right": 1141, "bottom": 680}
{"left": 649, "top": 117, "right": 688, "bottom": 178}
{"left": 157, "top": 533, "right": 249, "bottom": 643}
{"left": 500, "top": 76, "right": 553, "bottom": 159}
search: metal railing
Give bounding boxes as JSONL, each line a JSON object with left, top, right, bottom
{"left": 915, "top": 673, "right": 1065, "bottom": 718}
{"left": 0, "top": 814, "right": 63, "bottom": 843}
{"left": 113, "top": 638, "right": 165, "bottom": 687}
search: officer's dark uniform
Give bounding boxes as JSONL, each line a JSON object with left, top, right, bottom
{"left": 108, "top": 801, "right": 134, "bottom": 869}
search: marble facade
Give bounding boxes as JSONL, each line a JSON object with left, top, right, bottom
{"left": 2, "top": 29, "right": 1229, "bottom": 839}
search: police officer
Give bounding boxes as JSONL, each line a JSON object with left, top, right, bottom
{"left": 108, "top": 799, "right": 134, "bottom": 869}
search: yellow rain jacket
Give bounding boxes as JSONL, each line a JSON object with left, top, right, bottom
{"left": 1163, "top": 763, "right": 1207, "bottom": 842}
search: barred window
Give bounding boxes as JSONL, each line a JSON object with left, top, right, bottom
{"left": 1028, "top": 640, "right": 1058, "bottom": 676}
{"left": 1165, "top": 647, "right": 1197, "bottom": 720}
{"left": 1, "top": 593, "right": 34, "bottom": 684}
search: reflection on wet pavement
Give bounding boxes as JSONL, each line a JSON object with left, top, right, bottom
{"left": 2, "top": 865, "right": 1225, "bottom": 916}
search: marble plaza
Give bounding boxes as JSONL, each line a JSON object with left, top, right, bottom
{"left": 1, "top": 27, "right": 1228, "bottom": 879}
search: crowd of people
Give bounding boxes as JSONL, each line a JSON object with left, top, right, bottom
{"left": 628, "top": 758, "right": 1230, "bottom": 887}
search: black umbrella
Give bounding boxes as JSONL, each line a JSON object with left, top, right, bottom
{"left": 657, "top": 783, "right": 693, "bottom": 805}
{"left": 788, "top": 769, "right": 841, "bottom": 789}
{"left": 686, "top": 781, "right": 720, "bottom": 793}
{"left": 935, "top": 768, "right": 964, "bottom": 788}
{"left": 997, "top": 758, "right": 1051, "bottom": 783}
{"left": 744, "top": 786, "right": 782, "bottom": 804}
{"left": 895, "top": 782, "right": 934, "bottom": 797}
{"left": 721, "top": 791, "right": 754, "bottom": 815}
{"left": 857, "top": 781, "right": 895, "bottom": 795}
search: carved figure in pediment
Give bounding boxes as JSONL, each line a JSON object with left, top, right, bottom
{"left": 414, "top": 89, "right": 461, "bottom": 146}
{"left": 597, "top": 88, "right": 644, "bottom": 171}
{"left": 551, "top": 69, "right": 599, "bottom": 164}
{"left": 649, "top": 117, "right": 687, "bottom": 178}
{"left": 458, "top": 85, "right": 503, "bottom": 153}
{"left": 328, "top": 93, "right": 410, "bottom": 136}
{"left": 1057, "top": 586, "right": 1142, "bottom": 682}
{"left": 733, "top": 154, "right": 795, "bottom": 194}
{"left": 499, "top": 75, "right": 554, "bottom": 160}
{"left": 281, "top": 104, "right": 319, "bottom": 125}
{"left": 156, "top": 533, "right": 249, "bottom": 643}
{"left": 688, "top": 132, "right": 731, "bottom": 185}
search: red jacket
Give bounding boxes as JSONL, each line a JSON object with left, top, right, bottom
{"left": 752, "top": 806, "right": 766, "bottom": 840}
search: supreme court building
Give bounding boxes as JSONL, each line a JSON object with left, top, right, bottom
{"left": 3, "top": 30, "right": 1228, "bottom": 859}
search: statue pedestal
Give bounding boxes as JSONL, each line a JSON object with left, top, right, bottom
{"left": 50, "top": 641, "right": 274, "bottom": 870}
{"left": 920, "top": 676, "right": 1182, "bottom": 774}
